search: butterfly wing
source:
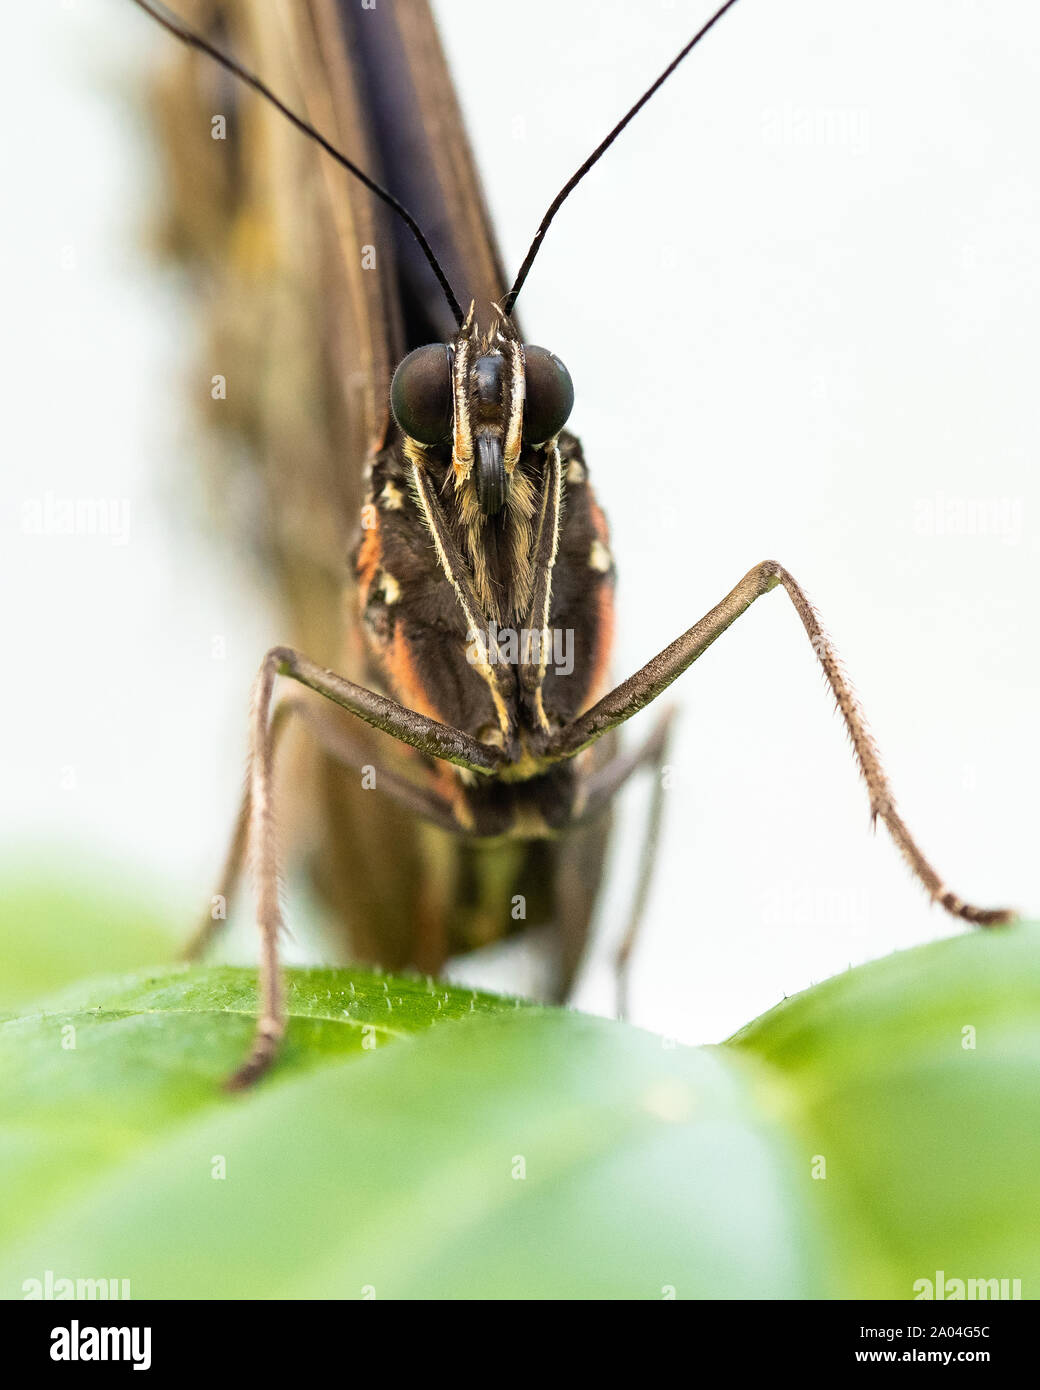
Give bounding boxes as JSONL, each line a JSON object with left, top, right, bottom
{"left": 149, "top": 0, "right": 611, "bottom": 985}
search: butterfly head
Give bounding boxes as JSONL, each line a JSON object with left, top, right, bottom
{"left": 390, "top": 307, "right": 573, "bottom": 517}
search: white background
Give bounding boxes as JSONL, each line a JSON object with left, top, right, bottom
{"left": 2, "top": 0, "right": 1037, "bottom": 1043}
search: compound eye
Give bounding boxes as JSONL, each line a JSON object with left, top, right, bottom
{"left": 390, "top": 344, "right": 453, "bottom": 445}
{"left": 522, "top": 346, "right": 574, "bottom": 445}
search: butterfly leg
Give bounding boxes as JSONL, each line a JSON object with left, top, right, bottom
{"left": 184, "top": 691, "right": 465, "bottom": 964}
{"left": 549, "top": 561, "right": 1015, "bottom": 929}
{"left": 612, "top": 714, "right": 674, "bottom": 1020}
{"left": 225, "top": 645, "right": 502, "bottom": 1091}
{"left": 571, "top": 711, "right": 676, "bottom": 1018}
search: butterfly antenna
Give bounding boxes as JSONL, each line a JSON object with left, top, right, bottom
{"left": 129, "top": 0, "right": 464, "bottom": 326}
{"left": 503, "top": 0, "right": 743, "bottom": 315}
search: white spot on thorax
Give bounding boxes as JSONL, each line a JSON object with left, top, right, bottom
{"left": 588, "top": 539, "right": 612, "bottom": 572}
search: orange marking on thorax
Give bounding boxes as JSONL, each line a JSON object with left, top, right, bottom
{"left": 588, "top": 493, "right": 611, "bottom": 547}
{"left": 384, "top": 626, "right": 444, "bottom": 725}
{"left": 585, "top": 580, "right": 616, "bottom": 709}
{"left": 585, "top": 493, "right": 616, "bottom": 707}
{"left": 355, "top": 519, "right": 382, "bottom": 607}
{"left": 381, "top": 627, "right": 472, "bottom": 817}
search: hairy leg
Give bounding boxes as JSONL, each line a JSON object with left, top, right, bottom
{"left": 225, "top": 646, "right": 501, "bottom": 1090}
{"left": 548, "top": 561, "right": 1014, "bottom": 928}
{"left": 184, "top": 694, "right": 464, "bottom": 964}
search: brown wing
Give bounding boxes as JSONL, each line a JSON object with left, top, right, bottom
{"left": 148, "top": 0, "right": 608, "bottom": 984}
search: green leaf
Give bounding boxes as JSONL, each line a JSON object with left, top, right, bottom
{"left": 2, "top": 921, "right": 1038, "bottom": 1299}
{"left": 0, "top": 965, "right": 522, "bottom": 1257}
{"left": 0, "top": 969, "right": 829, "bottom": 1299}
{"left": 730, "top": 923, "right": 1040, "bottom": 1298}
